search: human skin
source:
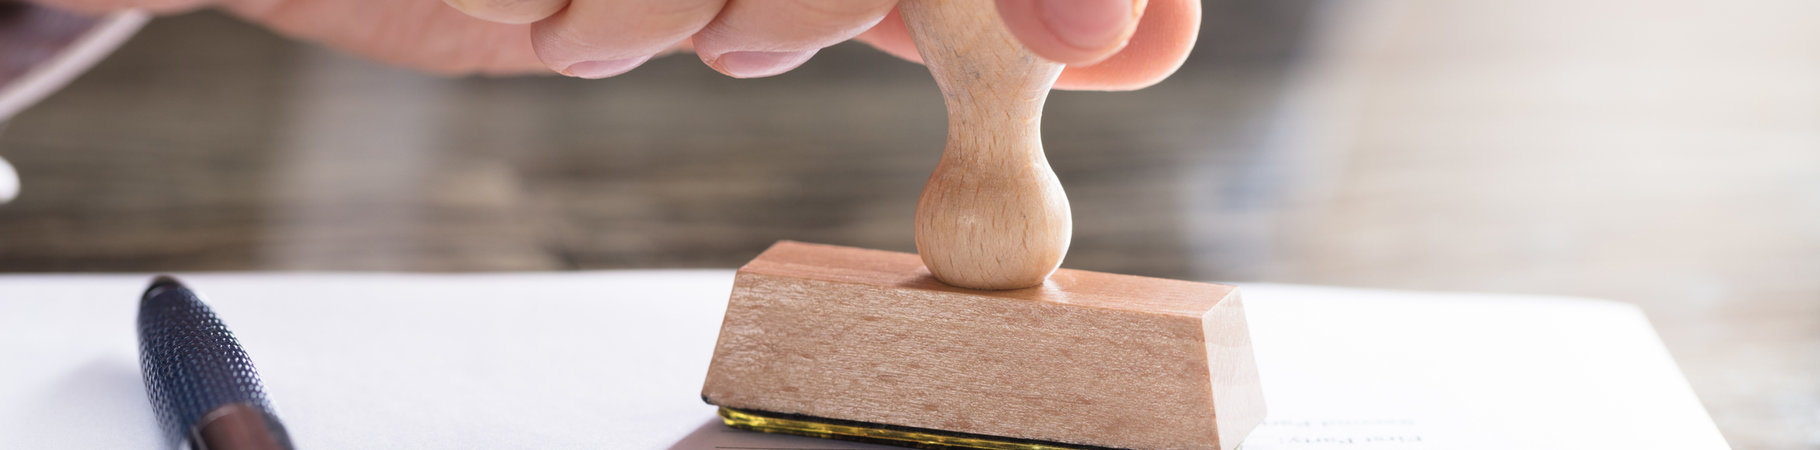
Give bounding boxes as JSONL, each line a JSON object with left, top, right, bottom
{"left": 31, "top": 0, "right": 1199, "bottom": 90}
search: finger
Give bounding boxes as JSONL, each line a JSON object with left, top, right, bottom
{"left": 1051, "top": 0, "right": 1198, "bottom": 90}
{"left": 691, "top": 0, "right": 898, "bottom": 78}
{"left": 530, "top": 0, "right": 726, "bottom": 79}
{"left": 443, "top": 0, "right": 567, "bottom": 25}
{"left": 997, "top": 0, "right": 1142, "bottom": 66}
{"left": 226, "top": 0, "right": 548, "bottom": 76}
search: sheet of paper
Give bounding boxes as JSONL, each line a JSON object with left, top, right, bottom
{"left": 0, "top": 272, "right": 1727, "bottom": 449}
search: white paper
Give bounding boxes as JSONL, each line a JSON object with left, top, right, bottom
{"left": 0, "top": 273, "right": 1727, "bottom": 449}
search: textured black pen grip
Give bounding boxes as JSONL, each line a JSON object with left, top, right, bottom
{"left": 138, "top": 279, "right": 279, "bottom": 447}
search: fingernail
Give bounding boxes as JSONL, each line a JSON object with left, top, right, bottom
{"left": 712, "top": 50, "right": 816, "bottom": 78}
{"left": 561, "top": 57, "right": 649, "bottom": 79}
{"left": 1038, "top": 0, "right": 1135, "bottom": 51}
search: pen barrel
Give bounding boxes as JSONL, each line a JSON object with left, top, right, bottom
{"left": 138, "top": 278, "right": 293, "bottom": 449}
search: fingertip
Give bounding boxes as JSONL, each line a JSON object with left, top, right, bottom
{"left": 560, "top": 55, "right": 651, "bottom": 79}
{"left": 1000, "top": 0, "right": 1141, "bottom": 66}
{"left": 529, "top": 0, "right": 722, "bottom": 76}
{"left": 703, "top": 49, "right": 817, "bottom": 79}
{"left": 688, "top": 0, "right": 890, "bottom": 79}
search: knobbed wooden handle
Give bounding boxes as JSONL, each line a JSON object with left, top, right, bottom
{"left": 902, "top": 0, "right": 1070, "bottom": 290}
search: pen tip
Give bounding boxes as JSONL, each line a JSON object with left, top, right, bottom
{"left": 146, "top": 275, "right": 184, "bottom": 296}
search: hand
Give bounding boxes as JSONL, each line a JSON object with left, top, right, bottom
{"left": 37, "top": 0, "right": 1198, "bottom": 90}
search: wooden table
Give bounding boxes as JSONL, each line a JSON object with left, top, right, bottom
{"left": 0, "top": 1, "right": 1812, "bottom": 447}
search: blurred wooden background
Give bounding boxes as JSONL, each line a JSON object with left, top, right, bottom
{"left": 0, "top": 1, "right": 1815, "bottom": 447}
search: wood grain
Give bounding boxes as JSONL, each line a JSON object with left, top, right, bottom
{"left": 901, "top": 0, "right": 1071, "bottom": 290}
{"left": 702, "top": 241, "right": 1266, "bottom": 450}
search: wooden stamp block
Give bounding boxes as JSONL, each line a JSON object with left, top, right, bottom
{"left": 702, "top": 241, "right": 1268, "bottom": 450}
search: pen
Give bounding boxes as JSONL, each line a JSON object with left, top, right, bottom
{"left": 138, "top": 276, "right": 295, "bottom": 450}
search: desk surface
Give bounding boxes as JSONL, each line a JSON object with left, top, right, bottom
{"left": 0, "top": 273, "right": 1726, "bottom": 449}
{"left": 0, "top": 1, "right": 1814, "bottom": 448}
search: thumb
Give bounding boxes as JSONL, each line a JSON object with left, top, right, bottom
{"left": 997, "top": 0, "right": 1143, "bottom": 65}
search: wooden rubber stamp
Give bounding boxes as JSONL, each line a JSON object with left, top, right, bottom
{"left": 701, "top": 2, "right": 1266, "bottom": 449}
